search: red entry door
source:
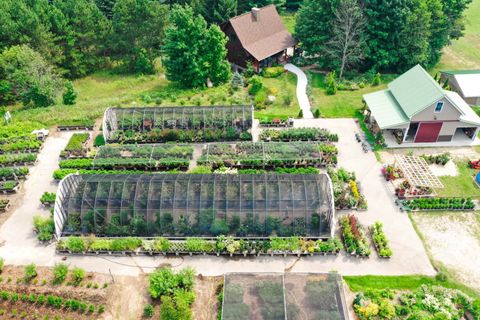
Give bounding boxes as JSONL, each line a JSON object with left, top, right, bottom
{"left": 414, "top": 122, "right": 443, "bottom": 143}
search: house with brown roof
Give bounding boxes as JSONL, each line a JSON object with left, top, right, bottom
{"left": 220, "top": 5, "right": 297, "bottom": 72}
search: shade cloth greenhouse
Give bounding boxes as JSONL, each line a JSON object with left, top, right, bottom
{"left": 222, "top": 273, "right": 348, "bottom": 320}
{"left": 54, "top": 173, "right": 335, "bottom": 239}
{"left": 102, "top": 105, "right": 253, "bottom": 143}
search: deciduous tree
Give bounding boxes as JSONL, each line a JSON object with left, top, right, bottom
{"left": 200, "top": 0, "right": 237, "bottom": 24}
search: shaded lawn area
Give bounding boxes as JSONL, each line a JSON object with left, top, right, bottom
{"left": 254, "top": 72, "right": 301, "bottom": 121}
{"left": 344, "top": 275, "right": 479, "bottom": 298}
{"left": 280, "top": 12, "right": 296, "bottom": 34}
{"left": 435, "top": 160, "right": 480, "bottom": 199}
{"left": 308, "top": 72, "right": 395, "bottom": 118}
{"left": 9, "top": 71, "right": 249, "bottom": 127}
{"left": 434, "top": 0, "right": 480, "bottom": 71}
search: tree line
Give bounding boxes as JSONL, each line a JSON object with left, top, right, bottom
{"left": 295, "top": 0, "right": 472, "bottom": 78}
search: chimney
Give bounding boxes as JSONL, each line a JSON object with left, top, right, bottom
{"left": 252, "top": 7, "right": 260, "bottom": 21}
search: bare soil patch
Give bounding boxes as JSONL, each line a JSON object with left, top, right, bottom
{"left": 411, "top": 211, "right": 480, "bottom": 290}
{"left": 191, "top": 275, "right": 223, "bottom": 320}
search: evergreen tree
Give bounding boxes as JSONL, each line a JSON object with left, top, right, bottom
{"left": 111, "top": 0, "right": 169, "bottom": 73}
{"left": 295, "top": 0, "right": 337, "bottom": 67}
{"left": 50, "top": 0, "right": 111, "bottom": 78}
{"left": 200, "top": 0, "right": 237, "bottom": 24}
{"left": 163, "top": 5, "right": 231, "bottom": 87}
{"left": 231, "top": 71, "right": 244, "bottom": 89}
{"left": 95, "top": 0, "right": 117, "bottom": 19}
{"left": 62, "top": 81, "right": 77, "bottom": 105}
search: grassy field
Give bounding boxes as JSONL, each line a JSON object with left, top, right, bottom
{"left": 254, "top": 72, "right": 301, "bottom": 120}
{"left": 8, "top": 72, "right": 249, "bottom": 127}
{"left": 435, "top": 160, "right": 480, "bottom": 198}
{"left": 435, "top": 0, "right": 480, "bottom": 71}
{"left": 344, "top": 275, "right": 479, "bottom": 297}
{"left": 308, "top": 72, "right": 395, "bottom": 118}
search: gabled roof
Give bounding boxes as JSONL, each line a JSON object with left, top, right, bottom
{"left": 363, "top": 90, "right": 409, "bottom": 129}
{"left": 445, "top": 91, "right": 480, "bottom": 125}
{"left": 445, "top": 72, "right": 480, "bottom": 98}
{"left": 227, "top": 5, "right": 297, "bottom": 61}
{"left": 388, "top": 65, "right": 445, "bottom": 118}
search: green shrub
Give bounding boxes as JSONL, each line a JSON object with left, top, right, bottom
{"left": 372, "top": 73, "right": 381, "bottom": 86}
{"left": 32, "top": 215, "right": 55, "bottom": 242}
{"left": 325, "top": 71, "right": 337, "bottom": 95}
{"left": 261, "top": 66, "right": 284, "bottom": 78}
{"left": 24, "top": 264, "right": 37, "bottom": 283}
{"left": 40, "top": 192, "right": 56, "bottom": 205}
{"left": 143, "top": 304, "right": 154, "bottom": 317}
{"left": 52, "top": 263, "right": 68, "bottom": 285}
{"left": 210, "top": 218, "right": 229, "bottom": 236}
{"left": 64, "top": 237, "right": 86, "bottom": 252}
{"left": 148, "top": 267, "right": 195, "bottom": 299}
{"left": 71, "top": 267, "right": 85, "bottom": 286}
{"left": 248, "top": 76, "right": 263, "bottom": 95}
{"left": 93, "top": 134, "right": 105, "bottom": 147}
{"left": 62, "top": 81, "right": 77, "bottom": 105}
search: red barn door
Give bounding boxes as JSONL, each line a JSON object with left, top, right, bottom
{"left": 414, "top": 122, "right": 442, "bottom": 143}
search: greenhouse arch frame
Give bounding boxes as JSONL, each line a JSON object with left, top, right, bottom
{"left": 53, "top": 173, "right": 336, "bottom": 239}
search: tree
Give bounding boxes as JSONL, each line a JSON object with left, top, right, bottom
{"left": 163, "top": 5, "right": 231, "bottom": 88}
{"left": 325, "top": 0, "right": 366, "bottom": 78}
{"left": 440, "top": 0, "right": 472, "bottom": 39}
{"left": 295, "top": 0, "right": 338, "bottom": 67}
{"left": 237, "top": 0, "right": 286, "bottom": 13}
{"left": 0, "top": 45, "right": 62, "bottom": 108}
{"left": 95, "top": 0, "right": 117, "bottom": 19}
{"left": 111, "top": 0, "right": 169, "bottom": 73}
{"left": 49, "top": 0, "right": 111, "bottom": 78}
{"left": 200, "top": 0, "right": 237, "bottom": 24}
{"left": 62, "top": 81, "right": 77, "bottom": 105}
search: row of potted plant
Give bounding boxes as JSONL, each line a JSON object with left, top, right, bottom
{"left": 260, "top": 128, "right": 339, "bottom": 142}
{"left": 329, "top": 168, "right": 368, "bottom": 210}
{"left": 111, "top": 128, "right": 252, "bottom": 144}
{"left": 198, "top": 142, "right": 338, "bottom": 168}
{"left": 370, "top": 221, "right": 392, "bottom": 258}
{"left": 0, "top": 167, "right": 28, "bottom": 180}
{"left": 0, "top": 199, "right": 10, "bottom": 212}
{"left": 57, "top": 235, "right": 344, "bottom": 256}
{"left": 0, "top": 135, "right": 42, "bottom": 154}
{"left": 0, "top": 180, "right": 18, "bottom": 192}
{"left": 40, "top": 192, "right": 56, "bottom": 207}
{"left": 340, "top": 215, "right": 371, "bottom": 257}
{"left": 60, "top": 133, "right": 90, "bottom": 158}
{"left": 0, "top": 153, "right": 37, "bottom": 167}
{"left": 421, "top": 153, "right": 451, "bottom": 165}
{"left": 59, "top": 158, "right": 190, "bottom": 171}
{"left": 52, "top": 168, "right": 149, "bottom": 180}
{"left": 402, "top": 197, "right": 475, "bottom": 210}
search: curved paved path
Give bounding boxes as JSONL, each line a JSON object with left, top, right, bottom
{"left": 285, "top": 63, "right": 314, "bottom": 119}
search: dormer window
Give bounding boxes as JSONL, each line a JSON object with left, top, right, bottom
{"left": 434, "top": 101, "right": 444, "bottom": 113}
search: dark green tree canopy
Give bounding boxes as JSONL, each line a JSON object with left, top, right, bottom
{"left": 163, "top": 5, "right": 231, "bottom": 88}
{"left": 111, "top": 0, "right": 169, "bottom": 73}
{"left": 199, "top": 0, "right": 238, "bottom": 24}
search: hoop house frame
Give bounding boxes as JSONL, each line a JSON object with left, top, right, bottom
{"left": 54, "top": 173, "right": 335, "bottom": 239}
{"left": 102, "top": 105, "right": 253, "bottom": 143}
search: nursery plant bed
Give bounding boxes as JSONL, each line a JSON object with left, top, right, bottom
{"left": 0, "top": 199, "right": 10, "bottom": 212}
{"left": 57, "top": 125, "right": 94, "bottom": 131}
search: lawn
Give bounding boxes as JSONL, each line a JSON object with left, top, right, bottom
{"left": 8, "top": 71, "right": 249, "bottom": 128}
{"left": 434, "top": 0, "right": 480, "bottom": 71}
{"left": 435, "top": 160, "right": 480, "bottom": 198}
{"left": 344, "top": 275, "right": 479, "bottom": 298}
{"left": 254, "top": 72, "right": 301, "bottom": 121}
{"left": 280, "top": 12, "right": 296, "bottom": 34}
{"left": 308, "top": 72, "right": 395, "bottom": 118}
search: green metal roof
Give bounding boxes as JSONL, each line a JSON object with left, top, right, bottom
{"left": 363, "top": 90, "right": 409, "bottom": 129}
{"left": 441, "top": 70, "right": 480, "bottom": 75}
{"left": 388, "top": 65, "right": 445, "bottom": 118}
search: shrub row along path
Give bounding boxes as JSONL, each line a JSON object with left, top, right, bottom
{"left": 0, "top": 121, "right": 435, "bottom": 277}
{"left": 284, "top": 64, "right": 314, "bottom": 119}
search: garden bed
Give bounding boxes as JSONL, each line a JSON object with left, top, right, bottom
{"left": 402, "top": 197, "right": 475, "bottom": 211}
{"left": 60, "top": 133, "right": 90, "bottom": 158}
{"left": 0, "top": 154, "right": 37, "bottom": 167}
{"left": 0, "top": 181, "right": 19, "bottom": 193}
{"left": 340, "top": 215, "right": 371, "bottom": 258}
{"left": 198, "top": 142, "right": 338, "bottom": 168}
{"left": 328, "top": 168, "right": 368, "bottom": 210}
{"left": 0, "top": 167, "right": 29, "bottom": 181}
{"left": 370, "top": 221, "right": 392, "bottom": 258}
{"left": 0, "top": 136, "right": 42, "bottom": 154}
{"left": 260, "top": 128, "right": 338, "bottom": 142}
{"left": 57, "top": 125, "right": 94, "bottom": 131}
{"left": 0, "top": 199, "right": 10, "bottom": 212}
{"left": 56, "top": 236, "right": 343, "bottom": 257}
